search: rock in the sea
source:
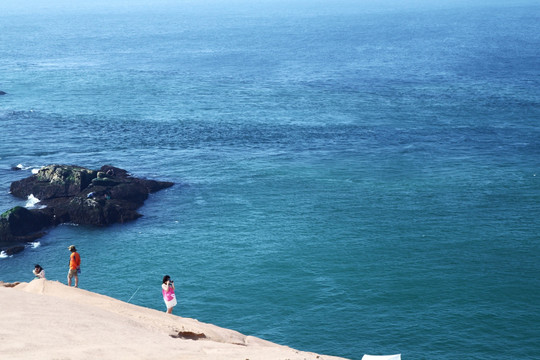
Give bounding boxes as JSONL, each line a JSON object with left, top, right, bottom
{"left": 0, "top": 91, "right": 6, "bottom": 95}
{"left": 10, "top": 165, "right": 97, "bottom": 199}
{"left": 0, "top": 206, "right": 52, "bottom": 236}
{"left": 1, "top": 165, "right": 174, "bottom": 254}
{"left": 3, "top": 245, "right": 26, "bottom": 256}
{"left": 0, "top": 206, "right": 50, "bottom": 253}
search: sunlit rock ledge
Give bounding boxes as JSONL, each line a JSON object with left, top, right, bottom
{"left": 0, "top": 279, "right": 348, "bottom": 360}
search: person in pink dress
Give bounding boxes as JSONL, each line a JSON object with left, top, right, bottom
{"left": 161, "top": 275, "right": 177, "bottom": 314}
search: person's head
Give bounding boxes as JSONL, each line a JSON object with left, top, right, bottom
{"left": 162, "top": 275, "right": 171, "bottom": 284}
{"left": 68, "top": 245, "right": 77, "bottom": 252}
{"left": 34, "top": 264, "right": 42, "bottom": 272}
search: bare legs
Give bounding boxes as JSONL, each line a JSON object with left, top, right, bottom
{"left": 68, "top": 274, "right": 78, "bottom": 288}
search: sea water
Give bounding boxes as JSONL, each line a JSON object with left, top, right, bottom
{"left": 0, "top": 1, "right": 539, "bottom": 359}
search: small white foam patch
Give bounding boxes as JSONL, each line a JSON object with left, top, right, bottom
{"left": 16, "top": 164, "right": 35, "bottom": 170}
{"left": 30, "top": 241, "right": 41, "bottom": 249}
{"left": 14, "top": 164, "right": 42, "bottom": 174}
{"left": 26, "top": 194, "right": 40, "bottom": 207}
{"left": 0, "top": 251, "right": 9, "bottom": 259}
{"left": 25, "top": 194, "right": 45, "bottom": 209}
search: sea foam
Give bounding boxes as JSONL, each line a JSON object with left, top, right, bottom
{"left": 14, "top": 164, "right": 41, "bottom": 174}
{"left": 25, "top": 194, "right": 45, "bottom": 209}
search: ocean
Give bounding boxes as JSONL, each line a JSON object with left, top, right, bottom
{"left": 0, "top": 1, "right": 539, "bottom": 359}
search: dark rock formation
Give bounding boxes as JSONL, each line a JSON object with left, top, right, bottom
{"left": 1, "top": 165, "right": 173, "bottom": 255}
{"left": 0, "top": 206, "right": 48, "bottom": 255}
{"left": 10, "top": 165, "right": 98, "bottom": 199}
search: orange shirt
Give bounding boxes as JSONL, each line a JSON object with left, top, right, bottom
{"left": 70, "top": 252, "right": 81, "bottom": 270}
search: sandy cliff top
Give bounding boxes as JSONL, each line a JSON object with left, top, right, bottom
{"left": 0, "top": 279, "right": 348, "bottom": 360}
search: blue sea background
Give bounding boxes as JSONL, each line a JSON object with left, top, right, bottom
{"left": 1, "top": 1, "right": 539, "bottom": 359}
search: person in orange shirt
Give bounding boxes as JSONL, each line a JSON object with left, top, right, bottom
{"left": 67, "top": 245, "right": 81, "bottom": 287}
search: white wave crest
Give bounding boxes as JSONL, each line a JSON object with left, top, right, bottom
{"left": 0, "top": 251, "right": 9, "bottom": 259}
{"left": 14, "top": 164, "right": 42, "bottom": 174}
{"left": 30, "top": 241, "right": 41, "bottom": 249}
{"left": 25, "top": 194, "right": 46, "bottom": 209}
{"left": 16, "top": 164, "right": 36, "bottom": 171}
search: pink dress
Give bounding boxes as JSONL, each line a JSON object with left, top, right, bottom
{"left": 162, "top": 284, "right": 177, "bottom": 308}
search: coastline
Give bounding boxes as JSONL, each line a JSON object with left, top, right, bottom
{"left": 0, "top": 279, "right": 349, "bottom": 360}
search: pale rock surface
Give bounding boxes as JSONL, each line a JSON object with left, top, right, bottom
{"left": 0, "top": 279, "right": 349, "bottom": 360}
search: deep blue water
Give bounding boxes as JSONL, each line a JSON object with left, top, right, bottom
{"left": 1, "top": 1, "right": 539, "bottom": 359}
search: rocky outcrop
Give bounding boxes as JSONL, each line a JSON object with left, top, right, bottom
{"left": 10, "top": 165, "right": 98, "bottom": 199}
{"left": 1, "top": 165, "right": 173, "bottom": 255}
{"left": 0, "top": 207, "right": 48, "bottom": 255}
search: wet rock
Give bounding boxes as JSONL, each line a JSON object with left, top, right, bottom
{"left": 10, "top": 165, "right": 97, "bottom": 199}
{"left": 4, "top": 245, "right": 25, "bottom": 256}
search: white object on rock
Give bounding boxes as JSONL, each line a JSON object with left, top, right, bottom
{"left": 362, "top": 355, "right": 401, "bottom": 360}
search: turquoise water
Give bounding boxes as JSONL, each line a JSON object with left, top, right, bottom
{"left": 1, "top": 1, "right": 539, "bottom": 359}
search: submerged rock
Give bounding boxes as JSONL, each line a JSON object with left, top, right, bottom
{"left": 1, "top": 165, "right": 174, "bottom": 254}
